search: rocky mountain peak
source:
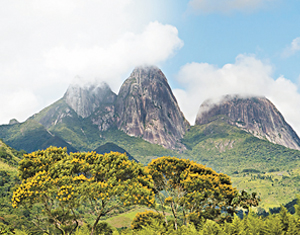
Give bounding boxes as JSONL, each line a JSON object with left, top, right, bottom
{"left": 9, "top": 118, "right": 19, "bottom": 125}
{"left": 116, "top": 66, "right": 190, "bottom": 150}
{"left": 64, "top": 82, "right": 116, "bottom": 118}
{"left": 195, "top": 94, "right": 300, "bottom": 150}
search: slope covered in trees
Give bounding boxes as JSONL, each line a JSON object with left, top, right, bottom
{"left": 2, "top": 147, "right": 257, "bottom": 234}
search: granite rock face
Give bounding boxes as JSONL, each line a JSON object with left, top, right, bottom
{"left": 196, "top": 95, "right": 300, "bottom": 150}
{"left": 64, "top": 82, "right": 117, "bottom": 118}
{"left": 116, "top": 66, "right": 190, "bottom": 150}
{"left": 30, "top": 66, "right": 189, "bottom": 150}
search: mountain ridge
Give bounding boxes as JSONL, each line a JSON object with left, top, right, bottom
{"left": 116, "top": 66, "right": 190, "bottom": 150}
{"left": 11, "top": 65, "right": 190, "bottom": 152}
{"left": 2, "top": 68, "right": 300, "bottom": 208}
{"left": 195, "top": 95, "right": 300, "bottom": 150}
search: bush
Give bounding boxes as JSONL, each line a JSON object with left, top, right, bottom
{"left": 92, "top": 222, "right": 115, "bottom": 235}
{"left": 131, "top": 211, "right": 164, "bottom": 230}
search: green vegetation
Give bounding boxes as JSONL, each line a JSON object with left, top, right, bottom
{"left": 2, "top": 113, "right": 300, "bottom": 209}
{"left": 147, "top": 157, "right": 238, "bottom": 229}
{"left": 12, "top": 147, "right": 154, "bottom": 234}
{"left": 5, "top": 204, "right": 300, "bottom": 234}
{"left": 2, "top": 146, "right": 261, "bottom": 234}
{"left": 105, "top": 207, "right": 150, "bottom": 228}
{"left": 0, "top": 139, "right": 25, "bottom": 167}
{"left": 182, "top": 118, "right": 300, "bottom": 208}
{"left": 182, "top": 119, "right": 300, "bottom": 173}
{"left": 93, "top": 142, "right": 135, "bottom": 161}
{"left": 0, "top": 120, "right": 77, "bottom": 153}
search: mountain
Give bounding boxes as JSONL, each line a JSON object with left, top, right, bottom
{"left": 0, "top": 66, "right": 188, "bottom": 158}
{"left": 64, "top": 82, "right": 117, "bottom": 132}
{"left": 116, "top": 66, "right": 190, "bottom": 150}
{"left": 195, "top": 95, "right": 300, "bottom": 150}
{"left": 0, "top": 119, "right": 78, "bottom": 153}
{"left": 182, "top": 116, "right": 300, "bottom": 208}
{"left": 2, "top": 66, "right": 300, "bottom": 208}
{"left": 94, "top": 142, "right": 137, "bottom": 162}
{"left": 183, "top": 116, "right": 300, "bottom": 173}
{"left": 36, "top": 82, "right": 117, "bottom": 132}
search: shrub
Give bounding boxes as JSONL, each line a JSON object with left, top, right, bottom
{"left": 131, "top": 211, "right": 164, "bottom": 230}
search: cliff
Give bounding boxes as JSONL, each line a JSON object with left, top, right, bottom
{"left": 195, "top": 95, "right": 300, "bottom": 150}
{"left": 116, "top": 66, "right": 190, "bottom": 150}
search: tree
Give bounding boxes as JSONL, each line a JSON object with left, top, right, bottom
{"left": 0, "top": 222, "right": 15, "bottom": 235}
{"left": 12, "top": 147, "right": 155, "bottom": 235}
{"left": 12, "top": 147, "right": 76, "bottom": 234}
{"left": 131, "top": 211, "right": 164, "bottom": 230}
{"left": 146, "top": 157, "right": 238, "bottom": 229}
{"left": 72, "top": 151, "right": 155, "bottom": 235}
{"left": 232, "top": 190, "right": 260, "bottom": 212}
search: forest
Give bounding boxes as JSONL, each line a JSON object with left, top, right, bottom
{"left": 0, "top": 146, "right": 299, "bottom": 234}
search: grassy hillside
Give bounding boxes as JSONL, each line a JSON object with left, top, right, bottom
{"left": 231, "top": 170, "right": 300, "bottom": 208}
{"left": 182, "top": 118, "right": 300, "bottom": 173}
{"left": 182, "top": 117, "right": 300, "bottom": 208}
{"left": 2, "top": 112, "right": 300, "bottom": 208}
{"left": 0, "top": 120, "right": 77, "bottom": 153}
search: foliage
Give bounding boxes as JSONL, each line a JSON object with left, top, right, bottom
{"left": 131, "top": 211, "right": 164, "bottom": 230}
{"left": 0, "top": 222, "right": 15, "bottom": 235}
{"left": 12, "top": 147, "right": 155, "bottom": 235}
{"left": 146, "top": 157, "right": 238, "bottom": 229}
{"left": 117, "top": 197, "right": 300, "bottom": 234}
{"left": 183, "top": 119, "right": 300, "bottom": 208}
{"left": 231, "top": 190, "right": 260, "bottom": 211}
{"left": 0, "top": 120, "right": 77, "bottom": 154}
{"left": 3, "top": 105, "right": 300, "bottom": 208}
{"left": 93, "top": 142, "right": 136, "bottom": 162}
{"left": 0, "top": 168, "right": 34, "bottom": 231}
{"left": 87, "top": 222, "right": 115, "bottom": 235}
{"left": 0, "top": 139, "right": 25, "bottom": 168}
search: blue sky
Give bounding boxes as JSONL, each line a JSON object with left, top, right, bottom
{"left": 1, "top": 0, "right": 300, "bottom": 134}
{"left": 161, "top": 0, "right": 300, "bottom": 85}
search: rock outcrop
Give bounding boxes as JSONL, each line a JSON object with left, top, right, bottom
{"left": 63, "top": 82, "right": 117, "bottom": 131}
{"left": 17, "top": 66, "right": 189, "bottom": 151}
{"left": 64, "top": 82, "right": 117, "bottom": 118}
{"left": 9, "top": 118, "right": 19, "bottom": 125}
{"left": 116, "top": 66, "right": 190, "bottom": 150}
{"left": 195, "top": 95, "right": 300, "bottom": 150}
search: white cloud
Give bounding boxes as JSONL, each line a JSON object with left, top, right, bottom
{"left": 44, "top": 21, "right": 183, "bottom": 91}
{"left": 282, "top": 37, "right": 300, "bottom": 57}
{"left": 0, "top": 0, "right": 181, "bottom": 124}
{"left": 0, "top": 89, "right": 40, "bottom": 124}
{"left": 188, "top": 0, "right": 278, "bottom": 13}
{"left": 174, "top": 54, "right": 300, "bottom": 136}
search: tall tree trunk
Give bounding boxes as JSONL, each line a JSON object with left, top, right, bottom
{"left": 171, "top": 202, "right": 178, "bottom": 230}
{"left": 157, "top": 193, "right": 168, "bottom": 225}
{"left": 183, "top": 207, "right": 187, "bottom": 225}
{"left": 90, "top": 204, "right": 105, "bottom": 235}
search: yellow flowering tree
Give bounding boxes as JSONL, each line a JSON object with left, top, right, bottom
{"left": 131, "top": 210, "right": 164, "bottom": 230}
{"left": 12, "top": 146, "right": 77, "bottom": 234}
{"left": 12, "top": 147, "right": 155, "bottom": 235}
{"left": 70, "top": 151, "right": 155, "bottom": 235}
{"left": 146, "top": 157, "right": 238, "bottom": 229}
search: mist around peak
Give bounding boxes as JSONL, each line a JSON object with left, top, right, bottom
{"left": 195, "top": 94, "right": 300, "bottom": 150}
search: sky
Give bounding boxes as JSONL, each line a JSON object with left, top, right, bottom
{"left": 1, "top": 0, "right": 300, "bottom": 135}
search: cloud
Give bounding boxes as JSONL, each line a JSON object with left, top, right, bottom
{"left": 44, "top": 21, "right": 183, "bottom": 91}
{"left": 0, "top": 89, "right": 40, "bottom": 124}
{"left": 188, "top": 0, "right": 278, "bottom": 13}
{"left": 174, "top": 54, "right": 300, "bottom": 136}
{"left": 0, "top": 0, "right": 181, "bottom": 124}
{"left": 282, "top": 37, "right": 300, "bottom": 57}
